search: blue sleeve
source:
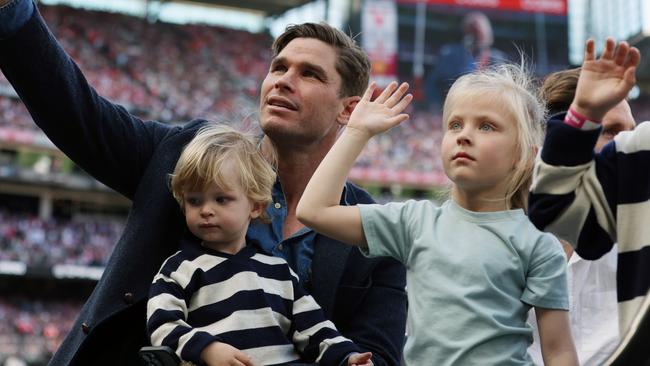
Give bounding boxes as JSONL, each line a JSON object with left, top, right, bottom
{"left": 359, "top": 200, "right": 424, "bottom": 264}
{"left": 521, "top": 234, "right": 569, "bottom": 310}
{"left": 0, "top": 0, "right": 33, "bottom": 39}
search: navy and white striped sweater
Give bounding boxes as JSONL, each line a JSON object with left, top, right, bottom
{"left": 530, "top": 115, "right": 650, "bottom": 332}
{"left": 147, "top": 240, "right": 358, "bottom": 365}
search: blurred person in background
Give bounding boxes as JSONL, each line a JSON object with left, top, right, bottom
{"left": 425, "top": 11, "right": 509, "bottom": 110}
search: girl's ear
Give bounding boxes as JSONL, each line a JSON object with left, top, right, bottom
{"left": 250, "top": 201, "right": 265, "bottom": 219}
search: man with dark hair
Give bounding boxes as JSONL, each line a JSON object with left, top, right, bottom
{"left": 0, "top": 1, "right": 407, "bottom": 365}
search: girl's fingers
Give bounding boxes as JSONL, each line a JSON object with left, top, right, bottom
{"left": 374, "top": 81, "right": 398, "bottom": 104}
{"left": 624, "top": 47, "right": 641, "bottom": 69}
{"left": 385, "top": 82, "right": 410, "bottom": 108}
{"left": 391, "top": 93, "right": 413, "bottom": 114}
{"left": 601, "top": 37, "right": 616, "bottom": 60}
{"left": 362, "top": 82, "right": 376, "bottom": 102}
{"left": 584, "top": 39, "right": 595, "bottom": 61}
{"left": 613, "top": 41, "right": 629, "bottom": 65}
{"left": 387, "top": 113, "right": 409, "bottom": 127}
{"left": 622, "top": 66, "right": 637, "bottom": 89}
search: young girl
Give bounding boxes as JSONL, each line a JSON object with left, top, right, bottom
{"left": 297, "top": 67, "right": 578, "bottom": 365}
{"left": 146, "top": 125, "right": 372, "bottom": 366}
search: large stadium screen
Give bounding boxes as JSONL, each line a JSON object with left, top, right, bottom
{"left": 394, "top": 0, "right": 569, "bottom": 113}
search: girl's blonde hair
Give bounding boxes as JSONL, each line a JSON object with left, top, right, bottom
{"left": 442, "top": 63, "right": 546, "bottom": 212}
{"left": 170, "top": 124, "right": 276, "bottom": 222}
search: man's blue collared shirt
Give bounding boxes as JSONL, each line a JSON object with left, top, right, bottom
{"left": 248, "top": 180, "right": 351, "bottom": 290}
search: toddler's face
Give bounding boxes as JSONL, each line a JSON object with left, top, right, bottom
{"left": 182, "top": 165, "right": 262, "bottom": 252}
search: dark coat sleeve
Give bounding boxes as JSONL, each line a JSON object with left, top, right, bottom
{"left": 0, "top": 7, "right": 175, "bottom": 200}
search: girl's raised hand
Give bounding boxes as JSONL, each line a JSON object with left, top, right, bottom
{"left": 346, "top": 81, "right": 412, "bottom": 139}
{"left": 572, "top": 38, "right": 641, "bottom": 121}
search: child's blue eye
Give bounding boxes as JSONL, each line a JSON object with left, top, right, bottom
{"left": 480, "top": 123, "right": 494, "bottom": 131}
{"left": 186, "top": 197, "right": 201, "bottom": 206}
{"left": 449, "top": 121, "right": 461, "bottom": 130}
{"left": 215, "top": 196, "right": 230, "bottom": 204}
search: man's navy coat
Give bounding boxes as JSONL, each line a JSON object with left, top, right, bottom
{"left": 0, "top": 5, "right": 407, "bottom": 366}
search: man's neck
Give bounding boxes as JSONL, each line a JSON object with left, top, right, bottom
{"left": 271, "top": 139, "right": 335, "bottom": 239}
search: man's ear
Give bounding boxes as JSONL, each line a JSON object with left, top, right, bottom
{"left": 250, "top": 202, "right": 265, "bottom": 219}
{"left": 336, "top": 95, "right": 362, "bottom": 126}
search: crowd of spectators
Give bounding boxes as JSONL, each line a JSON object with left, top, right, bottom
{"left": 0, "top": 299, "right": 81, "bottom": 366}
{"left": 0, "top": 4, "right": 455, "bottom": 175}
{"left": 356, "top": 112, "right": 444, "bottom": 174}
{"left": 0, "top": 210, "right": 123, "bottom": 268}
{"left": 0, "top": 4, "right": 272, "bottom": 125}
{"left": 0, "top": 96, "right": 33, "bottom": 131}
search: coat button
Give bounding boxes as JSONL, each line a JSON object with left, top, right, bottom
{"left": 81, "top": 322, "right": 90, "bottom": 334}
{"left": 123, "top": 292, "right": 134, "bottom": 304}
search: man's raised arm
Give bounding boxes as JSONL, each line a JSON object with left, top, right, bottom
{"left": 0, "top": 0, "right": 175, "bottom": 199}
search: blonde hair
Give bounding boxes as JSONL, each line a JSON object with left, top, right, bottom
{"left": 442, "top": 63, "right": 546, "bottom": 212}
{"left": 170, "top": 124, "right": 276, "bottom": 222}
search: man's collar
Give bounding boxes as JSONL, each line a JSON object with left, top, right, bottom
{"left": 273, "top": 179, "right": 351, "bottom": 205}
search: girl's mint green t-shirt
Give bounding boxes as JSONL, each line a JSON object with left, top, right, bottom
{"left": 359, "top": 199, "right": 568, "bottom": 366}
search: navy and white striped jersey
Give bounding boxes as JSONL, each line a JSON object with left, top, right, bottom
{"left": 530, "top": 116, "right": 650, "bottom": 333}
{"left": 147, "top": 241, "right": 358, "bottom": 365}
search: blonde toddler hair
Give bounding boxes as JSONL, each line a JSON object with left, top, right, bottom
{"left": 170, "top": 124, "right": 276, "bottom": 222}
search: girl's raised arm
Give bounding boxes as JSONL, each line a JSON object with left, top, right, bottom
{"left": 296, "top": 81, "right": 412, "bottom": 247}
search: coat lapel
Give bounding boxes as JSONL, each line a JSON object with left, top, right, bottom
{"left": 311, "top": 234, "right": 351, "bottom": 317}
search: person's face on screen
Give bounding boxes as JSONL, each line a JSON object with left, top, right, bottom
{"left": 259, "top": 37, "right": 348, "bottom": 147}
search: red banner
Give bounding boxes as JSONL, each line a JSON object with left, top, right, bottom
{"left": 397, "top": 0, "right": 567, "bottom": 16}
{"left": 362, "top": 0, "right": 399, "bottom": 87}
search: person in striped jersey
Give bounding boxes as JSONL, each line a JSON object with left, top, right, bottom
{"left": 527, "top": 67, "right": 636, "bottom": 366}
{"left": 529, "top": 38, "right": 648, "bottom": 335}
{"left": 146, "top": 125, "right": 372, "bottom": 366}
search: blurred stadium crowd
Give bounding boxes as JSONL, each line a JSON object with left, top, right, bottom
{"left": 0, "top": 209, "right": 123, "bottom": 268}
{"left": 0, "top": 299, "right": 81, "bottom": 366}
